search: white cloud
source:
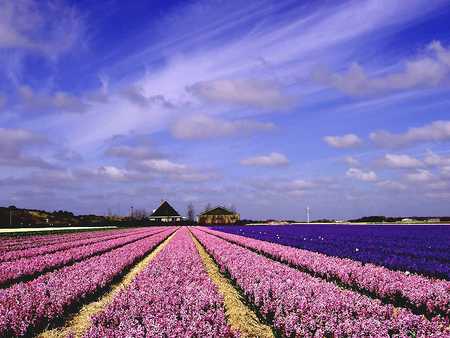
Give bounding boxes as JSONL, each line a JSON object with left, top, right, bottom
{"left": 18, "top": 85, "right": 89, "bottom": 114}
{"left": 313, "top": 41, "right": 450, "bottom": 95}
{"left": 341, "top": 156, "right": 360, "bottom": 168}
{"left": 370, "top": 120, "right": 450, "bottom": 148}
{"left": 168, "top": 172, "right": 220, "bottom": 183}
{"left": 239, "top": 152, "right": 290, "bottom": 167}
{"left": 120, "top": 85, "right": 173, "bottom": 108}
{"left": 186, "top": 78, "right": 293, "bottom": 110}
{"left": 402, "top": 169, "right": 436, "bottom": 182}
{"left": 346, "top": 168, "right": 378, "bottom": 182}
{"left": 0, "top": 127, "right": 53, "bottom": 168}
{"left": 374, "top": 180, "right": 408, "bottom": 191}
{"left": 440, "top": 166, "right": 450, "bottom": 179}
{"left": 106, "top": 146, "right": 161, "bottom": 160}
{"left": 73, "top": 166, "right": 152, "bottom": 183}
{"left": 170, "top": 114, "right": 277, "bottom": 140}
{"left": 128, "top": 159, "right": 187, "bottom": 174}
{"left": 0, "top": 0, "right": 84, "bottom": 58}
{"left": 424, "top": 149, "right": 450, "bottom": 167}
{"left": 372, "top": 154, "right": 424, "bottom": 168}
{"left": 246, "top": 177, "right": 316, "bottom": 192}
{"left": 323, "top": 134, "right": 363, "bottom": 148}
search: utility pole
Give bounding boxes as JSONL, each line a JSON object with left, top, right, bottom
{"left": 9, "top": 197, "right": 16, "bottom": 227}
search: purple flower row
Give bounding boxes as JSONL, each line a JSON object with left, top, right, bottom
{"left": 191, "top": 228, "right": 450, "bottom": 338}
{"left": 203, "top": 227, "right": 450, "bottom": 318}
{"left": 211, "top": 225, "right": 450, "bottom": 279}
{"left": 0, "top": 228, "right": 134, "bottom": 252}
{"left": 83, "top": 227, "right": 239, "bottom": 338}
{"left": 0, "top": 228, "right": 152, "bottom": 262}
{"left": 0, "top": 227, "right": 177, "bottom": 337}
{"left": 0, "top": 227, "right": 170, "bottom": 286}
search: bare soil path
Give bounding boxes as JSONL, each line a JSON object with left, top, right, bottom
{"left": 37, "top": 230, "right": 178, "bottom": 338}
{"left": 189, "top": 229, "right": 274, "bottom": 338}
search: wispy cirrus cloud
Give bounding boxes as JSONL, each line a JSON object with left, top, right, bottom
{"left": 170, "top": 114, "right": 277, "bottom": 140}
{"left": 323, "top": 134, "right": 363, "bottom": 148}
{"left": 239, "top": 152, "right": 290, "bottom": 167}
{"left": 0, "top": 91, "right": 7, "bottom": 108}
{"left": 370, "top": 120, "right": 450, "bottom": 148}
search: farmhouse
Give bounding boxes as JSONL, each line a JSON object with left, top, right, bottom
{"left": 197, "top": 206, "right": 240, "bottom": 225}
{"left": 150, "top": 200, "right": 183, "bottom": 222}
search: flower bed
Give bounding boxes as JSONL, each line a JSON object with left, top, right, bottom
{"left": 0, "top": 227, "right": 177, "bottom": 337}
{"left": 202, "top": 227, "right": 450, "bottom": 319}
{"left": 191, "top": 228, "right": 450, "bottom": 338}
{"left": 0, "top": 228, "right": 169, "bottom": 286}
{"left": 83, "top": 227, "right": 239, "bottom": 338}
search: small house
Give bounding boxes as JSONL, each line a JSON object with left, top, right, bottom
{"left": 150, "top": 200, "right": 183, "bottom": 222}
{"left": 197, "top": 206, "right": 240, "bottom": 225}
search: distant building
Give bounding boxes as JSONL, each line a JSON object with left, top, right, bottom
{"left": 197, "top": 206, "right": 240, "bottom": 225}
{"left": 428, "top": 218, "right": 440, "bottom": 222}
{"left": 150, "top": 200, "right": 183, "bottom": 222}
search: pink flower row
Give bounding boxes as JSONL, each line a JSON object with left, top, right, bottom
{"left": 191, "top": 228, "right": 450, "bottom": 338}
{"left": 0, "top": 227, "right": 170, "bottom": 286}
{"left": 0, "top": 228, "right": 152, "bottom": 262}
{"left": 0, "top": 227, "right": 177, "bottom": 337}
{"left": 0, "top": 227, "right": 134, "bottom": 252}
{"left": 202, "top": 227, "right": 450, "bottom": 318}
{"left": 83, "top": 227, "right": 239, "bottom": 338}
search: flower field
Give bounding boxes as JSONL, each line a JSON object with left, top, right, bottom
{"left": 0, "top": 225, "right": 449, "bottom": 337}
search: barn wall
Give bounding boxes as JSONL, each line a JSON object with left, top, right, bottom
{"left": 197, "top": 214, "right": 240, "bottom": 224}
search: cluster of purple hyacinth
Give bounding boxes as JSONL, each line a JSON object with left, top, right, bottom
{"left": 0, "top": 227, "right": 169, "bottom": 286}
{"left": 0, "top": 227, "right": 176, "bottom": 337}
{"left": 83, "top": 227, "right": 239, "bottom": 338}
{"left": 203, "top": 228, "right": 450, "bottom": 319}
{"left": 191, "top": 227, "right": 450, "bottom": 337}
{"left": 212, "top": 225, "right": 450, "bottom": 279}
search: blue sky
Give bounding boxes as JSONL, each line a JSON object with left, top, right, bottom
{"left": 1, "top": 0, "right": 450, "bottom": 221}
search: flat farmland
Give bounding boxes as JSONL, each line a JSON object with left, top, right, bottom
{"left": 0, "top": 225, "right": 449, "bottom": 337}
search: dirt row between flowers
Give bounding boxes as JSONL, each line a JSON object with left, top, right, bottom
{"left": 37, "top": 230, "right": 179, "bottom": 338}
{"left": 189, "top": 229, "right": 275, "bottom": 338}
{"left": 37, "top": 227, "right": 274, "bottom": 338}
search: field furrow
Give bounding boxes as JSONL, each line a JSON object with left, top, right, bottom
{"left": 190, "top": 228, "right": 450, "bottom": 338}
{"left": 0, "top": 227, "right": 170, "bottom": 287}
{"left": 189, "top": 229, "right": 274, "bottom": 338}
{"left": 0, "top": 228, "right": 136, "bottom": 253}
{"left": 82, "top": 227, "right": 239, "bottom": 338}
{"left": 0, "top": 228, "right": 151, "bottom": 262}
{"left": 37, "top": 230, "right": 178, "bottom": 338}
{"left": 0, "top": 227, "right": 177, "bottom": 337}
{"left": 201, "top": 227, "right": 450, "bottom": 319}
